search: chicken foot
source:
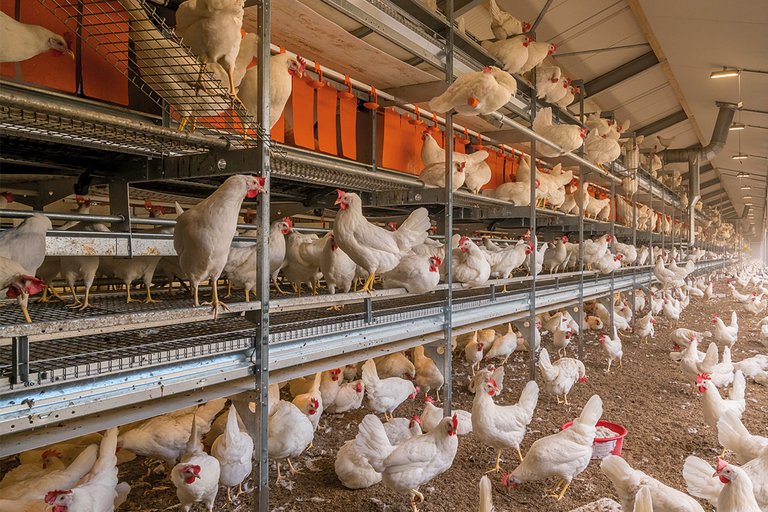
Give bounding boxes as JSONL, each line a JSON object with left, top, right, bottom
{"left": 549, "top": 480, "right": 571, "bottom": 501}
{"left": 408, "top": 489, "right": 425, "bottom": 512}
{"left": 144, "top": 286, "right": 159, "bottom": 304}
{"left": 273, "top": 279, "right": 288, "bottom": 295}
{"left": 485, "top": 449, "right": 503, "bottom": 473}
{"left": 286, "top": 458, "right": 303, "bottom": 476}
{"left": 361, "top": 271, "right": 376, "bottom": 293}
{"left": 201, "top": 282, "right": 229, "bottom": 320}
{"left": 65, "top": 285, "right": 82, "bottom": 307}
{"left": 38, "top": 285, "right": 65, "bottom": 303}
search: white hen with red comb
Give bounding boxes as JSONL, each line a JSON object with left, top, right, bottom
{"left": 428, "top": 66, "right": 517, "bottom": 115}
{"left": 171, "top": 412, "right": 220, "bottom": 512}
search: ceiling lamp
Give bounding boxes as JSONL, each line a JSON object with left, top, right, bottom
{"left": 737, "top": 172, "right": 750, "bottom": 178}
{"left": 730, "top": 122, "right": 746, "bottom": 131}
{"left": 710, "top": 68, "right": 740, "bottom": 79}
{"left": 741, "top": 185, "right": 751, "bottom": 190}
{"left": 743, "top": 195, "right": 753, "bottom": 199}
{"left": 733, "top": 154, "right": 749, "bottom": 160}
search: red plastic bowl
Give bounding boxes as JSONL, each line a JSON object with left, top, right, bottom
{"left": 561, "top": 420, "right": 628, "bottom": 459}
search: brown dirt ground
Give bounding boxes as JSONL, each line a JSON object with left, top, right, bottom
{"left": 3, "top": 279, "right": 767, "bottom": 512}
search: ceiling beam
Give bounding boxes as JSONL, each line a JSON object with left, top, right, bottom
{"left": 350, "top": 26, "right": 374, "bottom": 38}
{"left": 700, "top": 177, "right": 720, "bottom": 190}
{"left": 583, "top": 51, "right": 659, "bottom": 98}
{"left": 635, "top": 110, "right": 688, "bottom": 138}
{"left": 702, "top": 189, "right": 726, "bottom": 201}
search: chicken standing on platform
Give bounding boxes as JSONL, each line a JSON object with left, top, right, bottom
{"left": 333, "top": 191, "right": 431, "bottom": 293}
{"left": 428, "top": 66, "right": 518, "bottom": 115}
{"left": 173, "top": 175, "right": 265, "bottom": 318}
{"left": 239, "top": 52, "right": 306, "bottom": 129}
{"left": 0, "top": 11, "right": 74, "bottom": 63}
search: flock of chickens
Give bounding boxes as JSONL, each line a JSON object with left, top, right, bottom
{"left": 3, "top": 259, "right": 768, "bottom": 512}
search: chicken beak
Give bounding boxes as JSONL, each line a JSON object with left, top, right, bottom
{"left": 21, "top": 304, "right": 32, "bottom": 324}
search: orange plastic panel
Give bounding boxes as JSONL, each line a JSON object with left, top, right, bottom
{"left": 0, "top": 2, "right": 16, "bottom": 79}
{"left": 482, "top": 151, "right": 502, "bottom": 190}
{"left": 18, "top": 1, "right": 76, "bottom": 93}
{"left": 271, "top": 111, "right": 285, "bottom": 143}
{"left": 339, "top": 92, "right": 357, "bottom": 160}
{"left": 81, "top": 0, "right": 128, "bottom": 105}
{"left": 381, "top": 108, "right": 403, "bottom": 172}
{"left": 291, "top": 74, "right": 316, "bottom": 150}
{"left": 316, "top": 82, "right": 338, "bottom": 155}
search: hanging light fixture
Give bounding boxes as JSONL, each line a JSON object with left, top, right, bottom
{"left": 733, "top": 154, "right": 749, "bottom": 160}
{"left": 710, "top": 68, "right": 740, "bottom": 79}
{"left": 741, "top": 184, "right": 751, "bottom": 190}
{"left": 729, "top": 122, "right": 746, "bottom": 131}
{"left": 737, "top": 172, "right": 750, "bottom": 178}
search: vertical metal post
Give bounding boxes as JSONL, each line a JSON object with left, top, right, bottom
{"left": 253, "top": 1, "right": 271, "bottom": 510}
{"left": 108, "top": 179, "right": 131, "bottom": 234}
{"left": 442, "top": 0, "right": 454, "bottom": 414}
{"left": 10, "top": 336, "right": 29, "bottom": 385}
{"left": 647, "top": 166, "right": 654, "bottom": 305}
{"left": 630, "top": 134, "right": 637, "bottom": 326}
{"left": 577, "top": 88, "right": 586, "bottom": 361}
{"left": 608, "top": 162, "right": 615, "bottom": 332}
{"left": 527, "top": 64, "right": 537, "bottom": 380}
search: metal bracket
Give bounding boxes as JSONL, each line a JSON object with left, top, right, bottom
{"left": 11, "top": 336, "right": 30, "bottom": 385}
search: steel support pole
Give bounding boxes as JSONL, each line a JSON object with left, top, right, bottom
{"left": 631, "top": 134, "right": 638, "bottom": 327}
{"left": 253, "top": 1, "right": 271, "bottom": 509}
{"left": 442, "top": 0, "right": 454, "bottom": 414}
{"left": 609, "top": 161, "right": 615, "bottom": 332}
{"left": 577, "top": 88, "right": 586, "bottom": 361}
{"left": 528, "top": 65, "right": 537, "bottom": 380}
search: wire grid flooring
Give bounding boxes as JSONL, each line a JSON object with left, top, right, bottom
{"left": 38, "top": 0, "right": 275, "bottom": 152}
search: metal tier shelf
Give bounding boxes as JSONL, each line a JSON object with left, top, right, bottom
{"left": 0, "top": 257, "right": 730, "bottom": 455}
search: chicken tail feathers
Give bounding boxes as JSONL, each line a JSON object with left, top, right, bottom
{"left": 83, "top": 427, "right": 118, "bottom": 486}
{"left": 64, "top": 444, "right": 99, "bottom": 482}
{"left": 633, "top": 486, "right": 653, "bottom": 512}
{"left": 516, "top": 380, "right": 540, "bottom": 422}
{"left": 537, "top": 348, "right": 557, "bottom": 382}
{"left": 479, "top": 475, "right": 495, "bottom": 512}
{"left": 361, "top": 359, "right": 380, "bottom": 392}
{"left": 186, "top": 410, "right": 204, "bottom": 457}
{"left": 729, "top": 370, "right": 745, "bottom": 401}
{"left": 393, "top": 207, "right": 430, "bottom": 252}
{"left": 682, "top": 455, "right": 721, "bottom": 506}
{"left": 428, "top": 91, "right": 455, "bottom": 114}
{"left": 487, "top": 0, "right": 502, "bottom": 22}
{"left": 575, "top": 394, "right": 603, "bottom": 428}
{"left": 174, "top": 201, "right": 184, "bottom": 215}
{"left": 354, "top": 414, "right": 393, "bottom": 473}
{"left": 700, "top": 342, "right": 719, "bottom": 372}
{"left": 717, "top": 409, "right": 748, "bottom": 455}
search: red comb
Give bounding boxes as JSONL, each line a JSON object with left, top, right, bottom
{"left": 489, "top": 378, "right": 498, "bottom": 388}
{"left": 696, "top": 373, "right": 711, "bottom": 383}
{"left": 715, "top": 458, "right": 728, "bottom": 473}
{"left": 452, "top": 413, "right": 459, "bottom": 431}
{"left": 44, "top": 490, "right": 72, "bottom": 504}
{"left": 283, "top": 216, "right": 293, "bottom": 227}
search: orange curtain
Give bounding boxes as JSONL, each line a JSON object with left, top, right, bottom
{"left": 81, "top": 0, "right": 128, "bottom": 105}
{"left": 291, "top": 75, "right": 316, "bottom": 150}
{"left": 339, "top": 93, "right": 357, "bottom": 160}
{"left": 316, "top": 83, "right": 338, "bottom": 155}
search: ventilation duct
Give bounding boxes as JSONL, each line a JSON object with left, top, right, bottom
{"left": 662, "top": 101, "right": 739, "bottom": 245}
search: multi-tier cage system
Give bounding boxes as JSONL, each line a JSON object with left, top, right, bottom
{"left": 0, "top": 0, "right": 735, "bottom": 508}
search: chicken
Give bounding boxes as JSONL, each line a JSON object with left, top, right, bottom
{"left": 383, "top": 416, "right": 423, "bottom": 446}
{"left": 541, "top": 236, "right": 568, "bottom": 274}
{"left": 375, "top": 352, "right": 416, "bottom": 380}
{"left": 520, "top": 41, "right": 556, "bottom": 74}
{"left": 501, "top": 395, "right": 603, "bottom": 501}
{"left": 225, "top": 217, "right": 291, "bottom": 298}
{"left": 699, "top": 370, "right": 745, "bottom": 431}
{"left": 482, "top": 178, "right": 537, "bottom": 205}
{"left": 535, "top": 65, "right": 562, "bottom": 100}
{"left": 537, "top": 348, "right": 587, "bottom": 405}
{"left": 481, "top": 35, "right": 533, "bottom": 74}
{"left": 558, "top": 181, "right": 590, "bottom": 215}
{"left": 600, "top": 454, "right": 705, "bottom": 512}
{"left": 0, "top": 11, "right": 74, "bottom": 62}
{"left": 454, "top": 236, "right": 491, "bottom": 288}
{"left": 428, "top": 66, "right": 517, "bottom": 115}
{"left": 334, "top": 191, "right": 430, "bottom": 293}
{"left": 712, "top": 311, "right": 739, "bottom": 347}
{"left": 0, "top": 444, "right": 97, "bottom": 502}
{"left": 0, "top": 451, "right": 66, "bottom": 491}
{"left": 532, "top": 107, "right": 588, "bottom": 157}
{"left": 473, "top": 379, "right": 539, "bottom": 472}
{"left": 413, "top": 345, "right": 444, "bottom": 401}
{"left": 662, "top": 296, "right": 682, "bottom": 326}
{"left": 653, "top": 255, "right": 686, "bottom": 289}
{"left": 0, "top": 214, "right": 51, "bottom": 275}
{"left": 484, "top": 323, "right": 518, "bottom": 364}
{"left": 469, "top": 364, "right": 505, "bottom": 396}
{"left": 175, "top": 0, "right": 245, "bottom": 97}
{"left": 335, "top": 437, "right": 382, "bottom": 490}
{"left": 487, "top": 0, "right": 531, "bottom": 39}
{"left": 484, "top": 242, "right": 532, "bottom": 289}
{"left": 283, "top": 232, "right": 327, "bottom": 295}
{"left": 170, "top": 412, "right": 220, "bottom": 512}
{"left": 118, "top": 399, "right": 226, "bottom": 465}
{"left": 465, "top": 158, "right": 493, "bottom": 194}
{"left": 419, "top": 161, "right": 467, "bottom": 190}
{"left": 582, "top": 234, "right": 613, "bottom": 269}
{"left": 585, "top": 128, "right": 621, "bottom": 167}
{"left": 292, "top": 372, "right": 323, "bottom": 432}
{"left": 595, "top": 252, "right": 624, "bottom": 274}
{"left": 268, "top": 399, "right": 315, "bottom": 480}
{"left": 744, "top": 294, "right": 765, "bottom": 315}
{"left": 584, "top": 193, "right": 611, "bottom": 220}
{"left": 552, "top": 327, "right": 573, "bottom": 357}
{"left": 173, "top": 175, "right": 265, "bottom": 317}
{"left": 717, "top": 410, "right": 768, "bottom": 465}
{"left": 599, "top": 327, "right": 623, "bottom": 372}
{"left": 42, "top": 428, "right": 120, "bottom": 512}
{"left": 354, "top": 413, "right": 459, "bottom": 511}
{"left": 556, "top": 84, "right": 578, "bottom": 109}
{"left": 464, "top": 331, "right": 485, "bottom": 372}
{"left": 362, "top": 359, "right": 418, "bottom": 420}
{"left": 239, "top": 52, "right": 305, "bottom": 129}
{"left": 383, "top": 254, "right": 442, "bottom": 295}
{"left": 544, "top": 75, "right": 571, "bottom": 105}
{"left": 326, "top": 380, "right": 365, "bottom": 414}
{"left": 708, "top": 346, "right": 735, "bottom": 388}
{"left": 635, "top": 312, "right": 655, "bottom": 343}
{"left": 0, "top": 257, "right": 46, "bottom": 323}
{"left": 319, "top": 233, "right": 357, "bottom": 295}
{"left": 420, "top": 396, "right": 472, "bottom": 435}
{"left": 99, "top": 255, "right": 162, "bottom": 304}
{"left": 211, "top": 405, "right": 253, "bottom": 502}
{"left": 683, "top": 457, "right": 764, "bottom": 512}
